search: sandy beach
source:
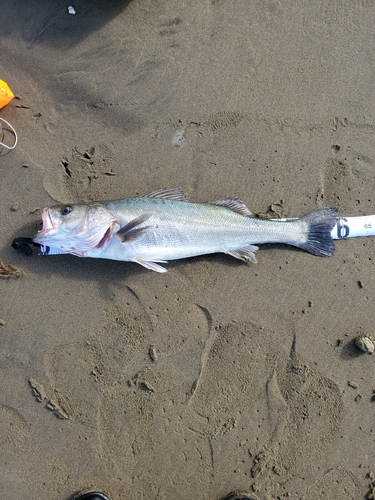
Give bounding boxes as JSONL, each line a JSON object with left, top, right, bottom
{"left": 1, "top": 1, "right": 375, "bottom": 499}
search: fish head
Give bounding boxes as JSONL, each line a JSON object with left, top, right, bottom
{"left": 33, "top": 202, "right": 117, "bottom": 255}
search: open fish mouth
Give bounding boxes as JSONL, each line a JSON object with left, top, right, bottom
{"left": 37, "top": 207, "right": 58, "bottom": 236}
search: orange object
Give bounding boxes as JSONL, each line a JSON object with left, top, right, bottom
{"left": 0, "top": 79, "right": 14, "bottom": 109}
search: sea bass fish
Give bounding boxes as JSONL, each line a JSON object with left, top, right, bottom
{"left": 33, "top": 188, "right": 337, "bottom": 273}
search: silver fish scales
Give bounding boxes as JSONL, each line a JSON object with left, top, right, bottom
{"left": 34, "top": 188, "right": 337, "bottom": 273}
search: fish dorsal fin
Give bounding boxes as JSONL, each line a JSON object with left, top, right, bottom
{"left": 208, "top": 196, "right": 252, "bottom": 216}
{"left": 139, "top": 187, "right": 189, "bottom": 201}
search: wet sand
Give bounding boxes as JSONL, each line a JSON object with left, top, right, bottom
{"left": 1, "top": 1, "right": 375, "bottom": 499}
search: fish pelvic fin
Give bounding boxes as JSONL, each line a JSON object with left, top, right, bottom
{"left": 116, "top": 214, "right": 151, "bottom": 243}
{"left": 298, "top": 207, "right": 337, "bottom": 256}
{"left": 226, "top": 244, "right": 259, "bottom": 264}
{"left": 131, "top": 257, "right": 168, "bottom": 273}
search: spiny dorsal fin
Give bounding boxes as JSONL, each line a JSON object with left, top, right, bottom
{"left": 208, "top": 196, "right": 252, "bottom": 216}
{"left": 139, "top": 187, "right": 189, "bottom": 201}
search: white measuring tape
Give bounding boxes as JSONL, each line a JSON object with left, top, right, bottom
{"left": 331, "top": 215, "right": 375, "bottom": 240}
{"left": 274, "top": 215, "right": 375, "bottom": 240}
{"left": 0, "top": 117, "right": 18, "bottom": 150}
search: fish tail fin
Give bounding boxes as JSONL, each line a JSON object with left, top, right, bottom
{"left": 298, "top": 207, "right": 337, "bottom": 256}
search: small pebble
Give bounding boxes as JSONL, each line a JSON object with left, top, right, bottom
{"left": 139, "top": 381, "right": 155, "bottom": 392}
{"left": 354, "top": 335, "right": 375, "bottom": 354}
{"left": 172, "top": 130, "right": 185, "bottom": 147}
{"left": 11, "top": 203, "right": 19, "bottom": 211}
{"left": 0, "top": 318, "right": 6, "bottom": 326}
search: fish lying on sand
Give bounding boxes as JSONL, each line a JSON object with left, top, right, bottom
{"left": 33, "top": 188, "right": 337, "bottom": 273}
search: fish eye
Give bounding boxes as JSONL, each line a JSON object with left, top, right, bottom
{"left": 60, "top": 205, "right": 72, "bottom": 216}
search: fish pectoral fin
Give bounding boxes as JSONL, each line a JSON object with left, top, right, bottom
{"left": 226, "top": 245, "right": 259, "bottom": 264}
{"left": 131, "top": 257, "right": 168, "bottom": 273}
{"left": 208, "top": 196, "right": 253, "bottom": 216}
{"left": 139, "top": 187, "right": 189, "bottom": 201}
{"left": 116, "top": 214, "right": 151, "bottom": 243}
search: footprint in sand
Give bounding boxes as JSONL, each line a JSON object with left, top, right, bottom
{"left": 319, "top": 143, "right": 375, "bottom": 214}
{"left": 267, "top": 336, "right": 343, "bottom": 479}
{"left": 0, "top": 404, "right": 29, "bottom": 454}
{"left": 43, "top": 144, "right": 118, "bottom": 203}
{"left": 42, "top": 342, "right": 101, "bottom": 423}
{"left": 319, "top": 156, "right": 353, "bottom": 210}
{"left": 188, "top": 322, "right": 344, "bottom": 497}
{"left": 85, "top": 280, "right": 215, "bottom": 494}
{"left": 302, "top": 467, "right": 361, "bottom": 499}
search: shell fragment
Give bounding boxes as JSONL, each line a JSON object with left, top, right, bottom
{"left": 354, "top": 335, "right": 375, "bottom": 354}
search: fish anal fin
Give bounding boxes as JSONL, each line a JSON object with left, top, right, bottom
{"left": 139, "top": 187, "right": 189, "bottom": 201}
{"left": 208, "top": 196, "right": 252, "bottom": 216}
{"left": 131, "top": 257, "right": 168, "bottom": 273}
{"left": 226, "top": 245, "right": 259, "bottom": 264}
{"left": 116, "top": 214, "right": 151, "bottom": 243}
